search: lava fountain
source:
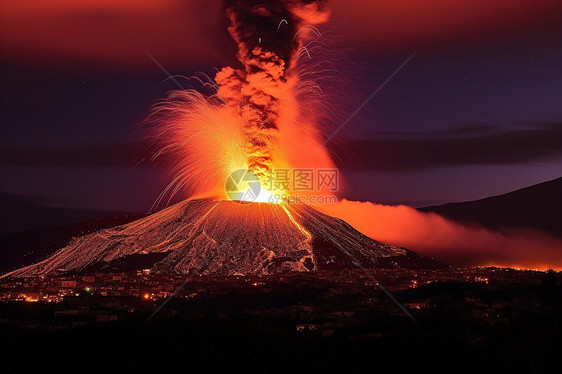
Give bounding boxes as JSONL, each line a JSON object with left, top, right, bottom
{"left": 148, "top": 0, "right": 336, "bottom": 208}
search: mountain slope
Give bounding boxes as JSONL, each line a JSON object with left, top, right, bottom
{"left": 3, "top": 199, "right": 444, "bottom": 278}
{"left": 420, "top": 177, "right": 562, "bottom": 237}
{"left": 0, "top": 213, "right": 148, "bottom": 274}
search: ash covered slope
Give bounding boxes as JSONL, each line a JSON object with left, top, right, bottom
{"left": 4, "top": 199, "right": 443, "bottom": 278}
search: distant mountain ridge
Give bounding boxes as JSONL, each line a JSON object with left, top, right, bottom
{"left": 0, "top": 213, "right": 148, "bottom": 274}
{"left": 420, "top": 177, "right": 562, "bottom": 237}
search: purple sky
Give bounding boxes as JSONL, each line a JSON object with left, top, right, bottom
{"left": 1, "top": 0, "right": 561, "bottom": 232}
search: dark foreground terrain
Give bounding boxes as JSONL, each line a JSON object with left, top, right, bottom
{"left": 1, "top": 268, "right": 561, "bottom": 373}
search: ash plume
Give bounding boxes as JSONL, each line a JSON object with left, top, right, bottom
{"left": 216, "top": 0, "right": 329, "bottom": 182}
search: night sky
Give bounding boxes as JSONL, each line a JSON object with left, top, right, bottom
{"left": 1, "top": 0, "right": 562, "bottom": 233}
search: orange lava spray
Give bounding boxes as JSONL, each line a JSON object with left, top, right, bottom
{"left": 146, "top": 0, "right": 336, "bottom": 207}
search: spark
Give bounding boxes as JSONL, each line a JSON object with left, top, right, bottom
{"left": 312, "top": 50, "right": 418, "bottom": 156}
{"left": 277, "top": 19, "right": 288, "bottom": 31}
{"left": 292, "top": 25, "right": 322, "bottom": 41}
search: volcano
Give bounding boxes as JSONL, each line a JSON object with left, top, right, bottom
{"left": 3, "top": 199, "right": 443, "bottom": 278}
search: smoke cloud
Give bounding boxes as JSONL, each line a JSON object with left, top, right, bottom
{"left": 216, "top": 0, "right": 329, "bottom": 182}
{"left": 319, "top": 200, "right": 562, "bottom": 270}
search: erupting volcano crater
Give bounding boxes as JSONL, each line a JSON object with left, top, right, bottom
{"left": 4, "top": 199, "right": 443, "bottom": 278}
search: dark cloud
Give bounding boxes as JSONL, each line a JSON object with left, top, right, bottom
{"left": 0, "top": 143, "right": 145, "bottom": 167}
{"left": 367, "top": 123, "right": 500, "bottom": 139}
{"left": 0, "top": 193, "right": 116, "bottom": 235}
{"left": 338, "top": 122, "right": 562, "bottom": 171}
{"left": 2, "top": 122, "right": 561, "bottom": 169}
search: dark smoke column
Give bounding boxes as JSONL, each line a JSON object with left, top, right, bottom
{"left": 216, "top": 0, "right": 328, "bottom": 183}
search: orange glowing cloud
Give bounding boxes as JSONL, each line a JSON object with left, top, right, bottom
{"left": 2, "top": 0, "right": 561, "bottom": 68}
{"left": 318, "top": 200, "right": 562, "bottom": 270}
{"left": 330, "top": 0, "right": 562, "bottom": 51}
{"left": 0, "top": 0, "right": 224, "bottom": 69}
